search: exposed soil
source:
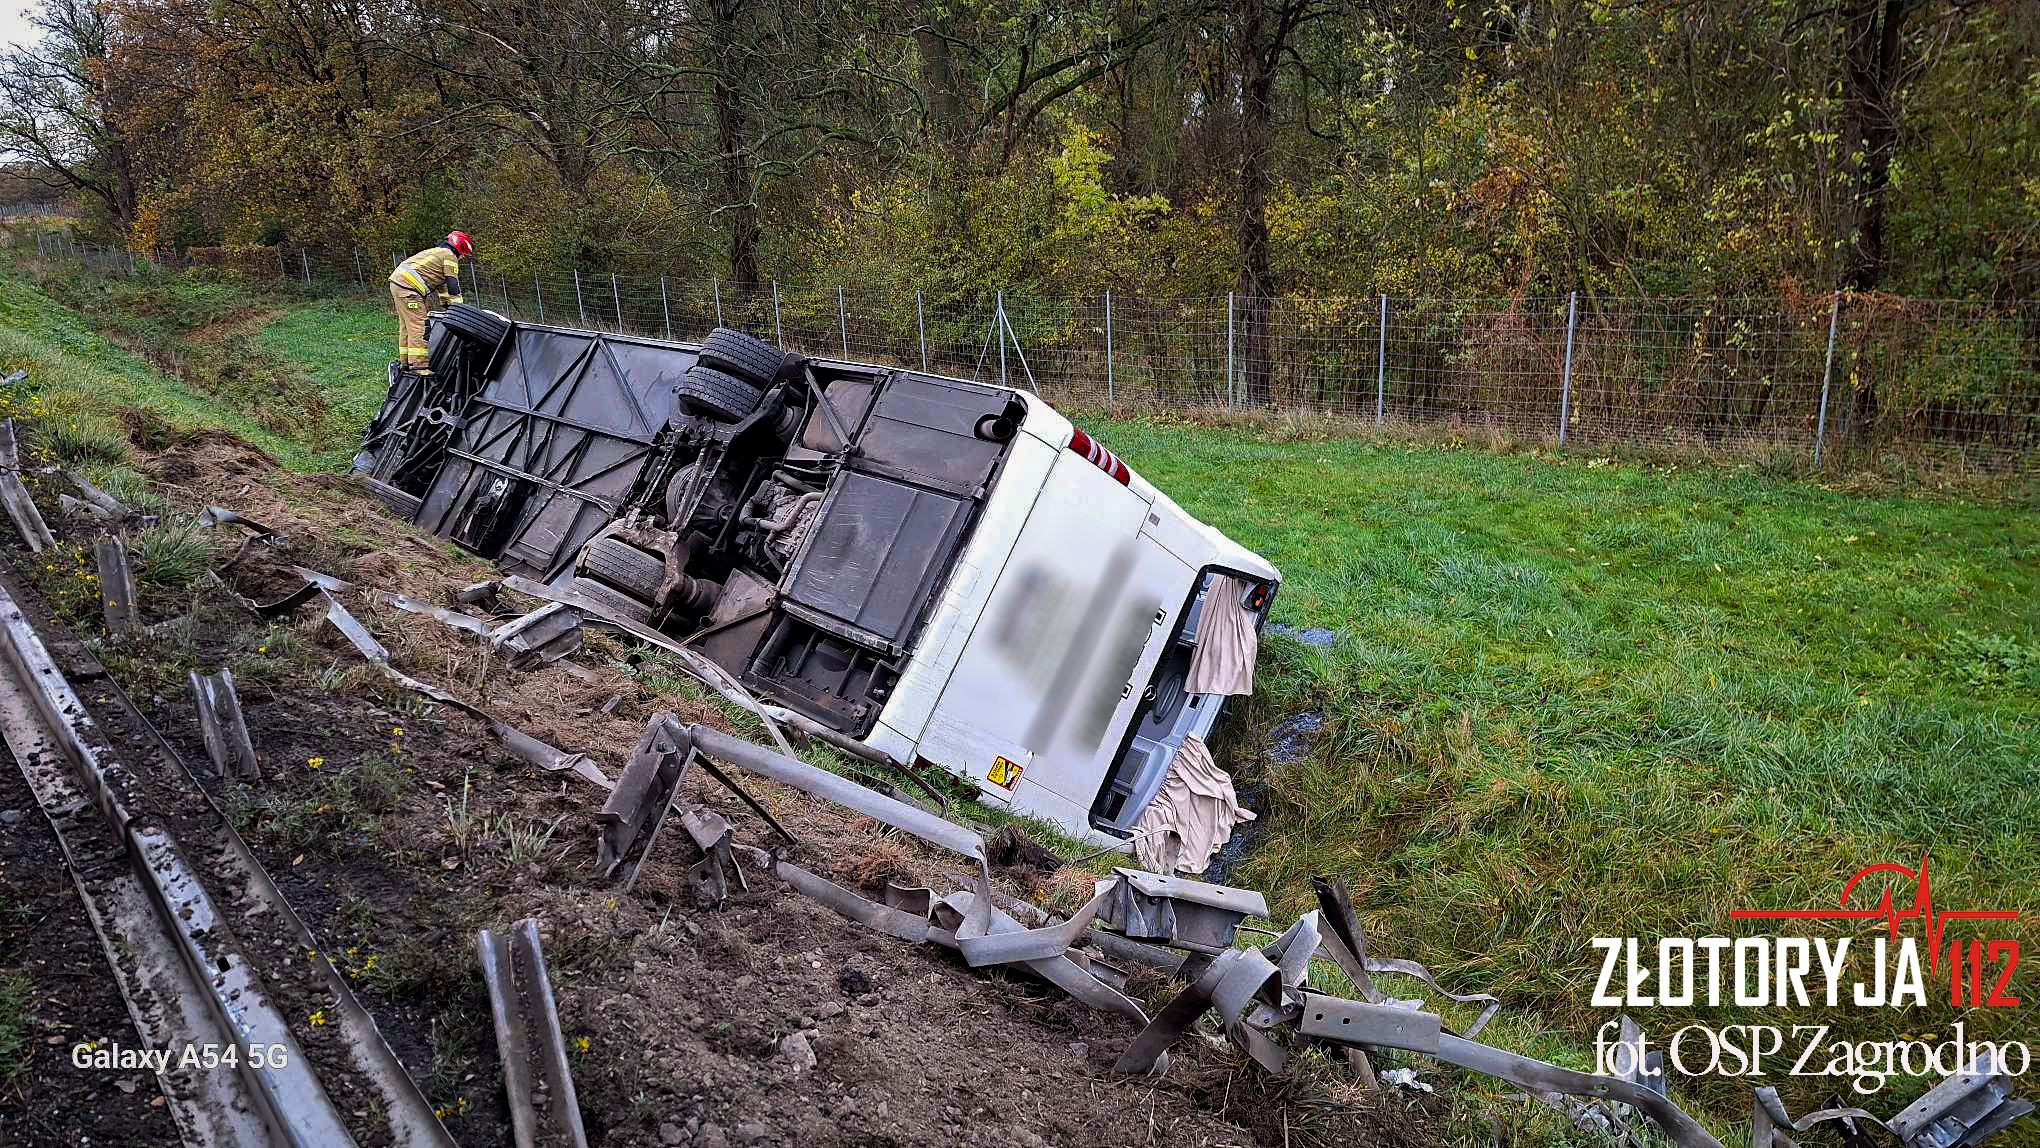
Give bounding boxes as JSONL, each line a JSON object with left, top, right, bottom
{"left": 0, "top": 417, "right": 1447, "bottom": 1147}
{"left": 0, "top": 745, "right": 180, "bottom": 1146}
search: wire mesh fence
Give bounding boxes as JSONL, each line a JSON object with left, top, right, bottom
{"left": 24, "top": 233, "right": 2040, "bottom": 474}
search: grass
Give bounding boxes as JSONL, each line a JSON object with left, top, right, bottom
{"left": 1091, "top": 417, "right": 2037, "bottom": 1121}
{"left": 0, "top": 262, "right": 358, "bottom": 471}
{"left": 255, "top": 298, "right": 404, "bottom": 434}
{"left": 130, "top": 518, "right": 219, "bottom": 592}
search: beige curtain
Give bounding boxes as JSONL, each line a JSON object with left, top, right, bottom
{"left": 1130, "top": 736, "right": 1256, "bottom": 875}
{"left": 1185, "top": 575, "right": 1257, "bottom": 696}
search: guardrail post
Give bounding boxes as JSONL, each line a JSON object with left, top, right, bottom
{"left": 660, "top": 276, "right": 673, "bottom": 339}
{"left": 916, "top": 290, "right": 928, "bottom": 370}
{"left": 1815, "top": 290, "right": 1841, "bottom": 466}
{"left": 771, "top": 281, "right": 783, "bottom": 345}
{"left": 94, "top": 537, "right": 137, "bottom": 637}
{"left": 1558, "top": 290, "right": 1578, "bottom": 446}
{"left": 1226, "top": 292, "right": 1236, "bottom": 413}
{"left": 573, "top": 270, "right": 587, "bottom": 325}
{"left": 534, "top": 276, "right": 545, "bottom": 322}
{"left": 1105, "top": 289, "right": 1115, "bottom": 408}
{"left": 611, "top": 272, "right": 623, "bottom": 331}
{"left": 1376, "top": 293, "right": 1388, "bottom": 427}
{"left": 837, "top": 286, "right": 849, "bottom": 357}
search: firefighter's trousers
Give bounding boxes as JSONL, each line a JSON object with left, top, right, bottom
{"left": 390, "top": 283, "right": 430, "bottom": 368}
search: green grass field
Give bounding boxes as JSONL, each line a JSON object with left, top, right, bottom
{"left": 1103, "top": 425, "right": 2036, "bottom": 1064}
{"left": 4, "top": 258, "right": 2034, "bottom": 1134}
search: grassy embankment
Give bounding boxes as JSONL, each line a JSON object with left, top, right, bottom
{"left": 4, "top": 259, "right": 2035, "bottom": 1132}
{"left": 1110, "top": 421, "right": 2037, "bottom": 1118}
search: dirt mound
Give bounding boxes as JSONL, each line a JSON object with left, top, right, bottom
{"left": 146, "top": 426, "right": 277, "bottom": 486}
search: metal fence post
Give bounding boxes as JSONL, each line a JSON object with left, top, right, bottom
{"left": 1815, "top": 290, "right": 1841, "bottom": 466}
{"left": 712, "top": 279, "right": 723, "bottom": 327}
{"left": 1105, "top": 289, "right": 1114, "bottom": 407}
{"left": 1376, "top": 293, "right": 1388, "bottom": 427}
{"left": 660, "top": 276, "right": 673, "bottom": 339}
{"left": 996, "top": 290, "right": 1008, "bottom": 386}
{"left": 534, "top": 276, "right": 545, "bottom": 322}
{"left": 1558, "top": 290, "right": 1579, "bottom": 446}
{"left": 611, "top": 272, "right": 624, "bottom": 331}
{"left": 916, "top": 290, "right": 928, "bottom": 370}
{"left": 573, "top": 269, "right": 587, "bottom": 325}
{"left": 771, "top": 281, "right": 783, "bottom": 345}
{"left": 1226, "top": 293, "right": 1235, "bottom": 413}
{"left": 353, "top": 251, "right": 363, "bottom": 287}
{"left": 837, "top": 286, "right": 849, "bottom": 357}
{"left": 301, "top": 252, "right": 311, "bottom": 286}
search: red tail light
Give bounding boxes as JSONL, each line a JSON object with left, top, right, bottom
{"left": 1068, "top": 427, "right": 1129, "bottom": 485}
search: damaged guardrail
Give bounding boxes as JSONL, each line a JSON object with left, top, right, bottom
{"left": 189, "top": 668, "right": 259, "bottom": 780}
{"left": 478, "top": 918, "right": 590, "bottom": 1148}
{"left": 593, "top": 715, "right": 2031, "bottom": 1148}
{"left": 0, "top": 419, "right": 55, "bottom": 553}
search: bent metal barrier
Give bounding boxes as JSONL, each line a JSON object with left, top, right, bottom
{"left": 0, "top": 574, "right": 457, "bottom": 1147}
{"left": 591, "top": 712, "right": 2032, "bottom": 1148}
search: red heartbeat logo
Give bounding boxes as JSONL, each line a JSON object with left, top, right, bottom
{"left": 1731, "top": 854, "right": 2019, "bottom": 973}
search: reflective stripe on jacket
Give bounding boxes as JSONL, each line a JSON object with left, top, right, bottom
{"left": 389, "top": 245, "right": 463, "bottom": 300}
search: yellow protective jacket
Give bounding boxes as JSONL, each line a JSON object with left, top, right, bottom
{"left": 389, "top": 244, "right": 464, "bottom": 303}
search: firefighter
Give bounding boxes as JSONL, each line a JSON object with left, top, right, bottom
{"left": 388, "top": 231, "right": 473, "bottom": 372}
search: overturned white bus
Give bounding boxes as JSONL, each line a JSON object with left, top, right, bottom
{"left": 355, "top": 309, "right": 1278, "bottom": 855}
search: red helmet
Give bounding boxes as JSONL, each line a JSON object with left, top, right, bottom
{"left": 446, "top": 230, "right": 474, "bottom": 257}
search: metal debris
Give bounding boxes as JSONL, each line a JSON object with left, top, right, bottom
{"left": 379, "top": 590, "right": 586, "bottom": 671}
{"left": 381, "top": 591, "right": 493, "bottom": 636}
{"left": 689, "top": 724, "right": 977, "bottom": 860}
{"left": 679, "top": 806, "right": 746, "bottom": 905}
{"left": 591, "top": 719, "right": 2031, "bottom": 1148}
{"left": 301, "top": 581, "right": 612, "bottom": 790}
{"left": 690, "top": 752, "right": 802, "bottom": 853}
{"left": 189, "top": 669, "right": 259, "bottom": 780}
{"left": 1099, "top": 869, "right": 1268, "bottom": 954}
{"left": 60, "top": 492, "right": 115, "bottom": 521}
{"left": 0, "top": 419, "right": 55, "bottom": 553}
{"left": 93, "top": 536, "right": 138, "bottom": 636}
{"left": 1750, "top": 1052, "right": 2035, "bottom": 1148}
{"left": 500, "top": 573, "right": 797, "bottom": 758}
{"left": 66, "top": 470, "right": 130, "bottom": 518}
{"left": 1314, "top": 874, "right": 1500, "bottom": 1038}
{"left": 454, "top": 579, "right": 501, "bottom": 606}
{"left": 478, "top": 918, "right": 589, "bottom": 1148}
{"left": 594, "top": 713, "right": 694, "bottom": 889}
{"left": 489, "top": 601, "right": 583, "bottom": 669}
{"left": 1891, "top": 1054, "right": 2034, "bottom": 1148}
{"left": 197, "top": 505, "right": 284, "bottom": 578}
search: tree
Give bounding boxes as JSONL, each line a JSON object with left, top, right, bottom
{"left": 0, "top": 0, "right": 137, "bottom": 229}
{"left": 1232, "top": 0, "right": 1337, "bottom": 405}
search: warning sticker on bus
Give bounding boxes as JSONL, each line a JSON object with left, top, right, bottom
{"left": 987, "top": 756, "right": 1025, "bottom": 790}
